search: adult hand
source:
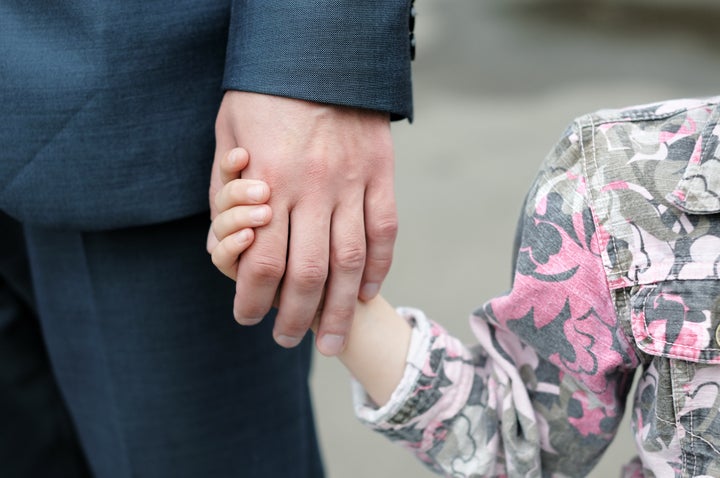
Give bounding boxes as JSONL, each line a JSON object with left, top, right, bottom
{"left": 209, "top": 91, "right": 397, "bottom": 356}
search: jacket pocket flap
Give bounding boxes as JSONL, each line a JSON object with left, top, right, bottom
{"left": 631, "top": 280, "right": 720, "bottom": 363}
{"left": 665, "top": 109, "right": 720, "bottom": 215}
{"left": 667, "top": 158, "right": 720, "bottom": 214}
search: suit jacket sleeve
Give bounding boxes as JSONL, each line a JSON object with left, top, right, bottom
{"left": 223, "top": 0, "right": 414, "bottom": 121}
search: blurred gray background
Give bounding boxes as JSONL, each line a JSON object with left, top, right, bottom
{"left": 311, "top": 1, "right": 720, "bottom": 476}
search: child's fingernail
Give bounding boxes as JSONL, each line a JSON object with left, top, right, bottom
{"left": 227, "top": 150, "right": 238, "bottom": 166}
{"left": 250, "top": 206, "right": 267, "bottom": 223}
{"left": 235, "top": 229, "right": 251, "bottom": 244}
{"left": 247, "top": 184, "right": 265, "bottom": 202}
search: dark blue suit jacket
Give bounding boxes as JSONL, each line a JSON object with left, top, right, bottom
{"left": 0, "top": 0, "right": 413, "bottom": 230}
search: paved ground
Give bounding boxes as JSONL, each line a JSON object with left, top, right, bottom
{"left": 311, "top": 1, "right": 720, "bottom": 476}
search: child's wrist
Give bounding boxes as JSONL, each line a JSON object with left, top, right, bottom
{"left": 337, "top": 295, "right": 412, "bottom": 406}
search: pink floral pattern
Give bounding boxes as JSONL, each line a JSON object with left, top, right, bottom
{"left": 355, "top": 96, "right": 720, "bottom": 477}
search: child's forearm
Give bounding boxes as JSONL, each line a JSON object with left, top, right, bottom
{"left": 336, "top": 296, "right": 412, "bottom": 407}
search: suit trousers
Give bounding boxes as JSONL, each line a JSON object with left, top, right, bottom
{"left": 0, "top": 211, "right": 324, "bottom": 477}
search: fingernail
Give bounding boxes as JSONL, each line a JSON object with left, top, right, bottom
{"left": 276, "top": 335, "right": 303, "bottom": 348}
{"left": 247, "top": 184, "right": 265, "bottom": 202}
{"left": 234, "top": 229, "right": 251, "bottom": 244}
{"left": 361, "top": 283, "right": 380, "bottom": 299}
{"left": 319, "top": 334, "right": 345, "bottom": 356}
{"left": 235, "top": 314, "right": 264, "bottom": 326}
{"left": 250, "top": 206, "right": 267, "bottom": 223}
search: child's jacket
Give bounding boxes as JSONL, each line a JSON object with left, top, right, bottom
{"left": 355, "top": 97, "right": 720, "bottom": 477}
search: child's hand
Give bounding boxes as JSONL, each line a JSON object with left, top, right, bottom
{"left": 208, "top": 147, "right": 272, "bottom": 280}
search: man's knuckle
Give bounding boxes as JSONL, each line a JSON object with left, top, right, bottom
{"left": 368, "top": 216, "right": 399, "bottom": 240}
{"left": 247, "top": 256, "right": 285, "bottom": 282}
{"left": 332, "top": 244, "right": 365, "bottom": 272}
{"left": 292, "top": 263, "right": 328, "bottom": 289}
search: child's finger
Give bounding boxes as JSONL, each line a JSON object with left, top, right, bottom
{"left": 214, "top": 178, "right": 270, "bottom": 214}
{"left": 206, "top": 227, "right": 220, "bottom": 254}
{"left": 211, "top": 228, "right": 255, "bottom": 280}
{"left": 212, "top": 205, "right": 272, "bottom": 243}
{"left": 221, "top": 147, "right": 250, "bottom": 185}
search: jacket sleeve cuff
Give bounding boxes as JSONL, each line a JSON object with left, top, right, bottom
{"left": 222, "top": 0, "right": 414, "bottom": 121}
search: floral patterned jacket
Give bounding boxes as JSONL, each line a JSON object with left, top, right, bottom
{"left": 354, "top": 97, "right": 720, "bottom": 477}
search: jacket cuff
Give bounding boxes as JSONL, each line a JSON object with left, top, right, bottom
{"left": 222, "top": 0, "right": 414, "bottom": 121}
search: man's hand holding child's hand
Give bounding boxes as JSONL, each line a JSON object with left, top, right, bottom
{"left": 208, "top": 147, "right": 410, "bottom": 402}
